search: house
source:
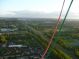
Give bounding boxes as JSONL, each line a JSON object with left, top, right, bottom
{"left": 0, "top": 28, "right": 18, "bottom": 32}
{"left": 8, "top": 45, "right": 23, "bottom": 47}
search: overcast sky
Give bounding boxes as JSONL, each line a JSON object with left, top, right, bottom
{"left": 0, "top": 0, "right": 79, "bottom": 19}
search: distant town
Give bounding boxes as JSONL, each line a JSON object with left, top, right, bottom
{"left": 0, "top": 18, "right": 79, "bottom": 59}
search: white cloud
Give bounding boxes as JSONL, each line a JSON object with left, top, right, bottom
{"left": 0, "top": 10, "right": 78, "bottom": 19}
{"left": 0, "top": 10, "right": 15, "bottom": 16}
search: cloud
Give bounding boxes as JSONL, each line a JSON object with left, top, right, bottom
{"left": 0, "top": 10, "right": 79, "bottom": 19}
{"left": 0, "top": 10, "right": 58, "bottom": 18}
{"left": 0, "top": 10, "right": 15, "bottom": 16}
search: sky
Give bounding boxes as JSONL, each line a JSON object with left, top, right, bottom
{"left": 0, "top": 0, "right": 79, "bottom": 19}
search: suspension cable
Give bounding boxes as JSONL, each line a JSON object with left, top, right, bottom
{"left": 40, "top": 0, "right": 73, "bottom": 59}
{"left": 40, "top": 0, "right": 65, "bottom": 59}
{"left": 53, "top": 0, "right": 73, "bottom": 48}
